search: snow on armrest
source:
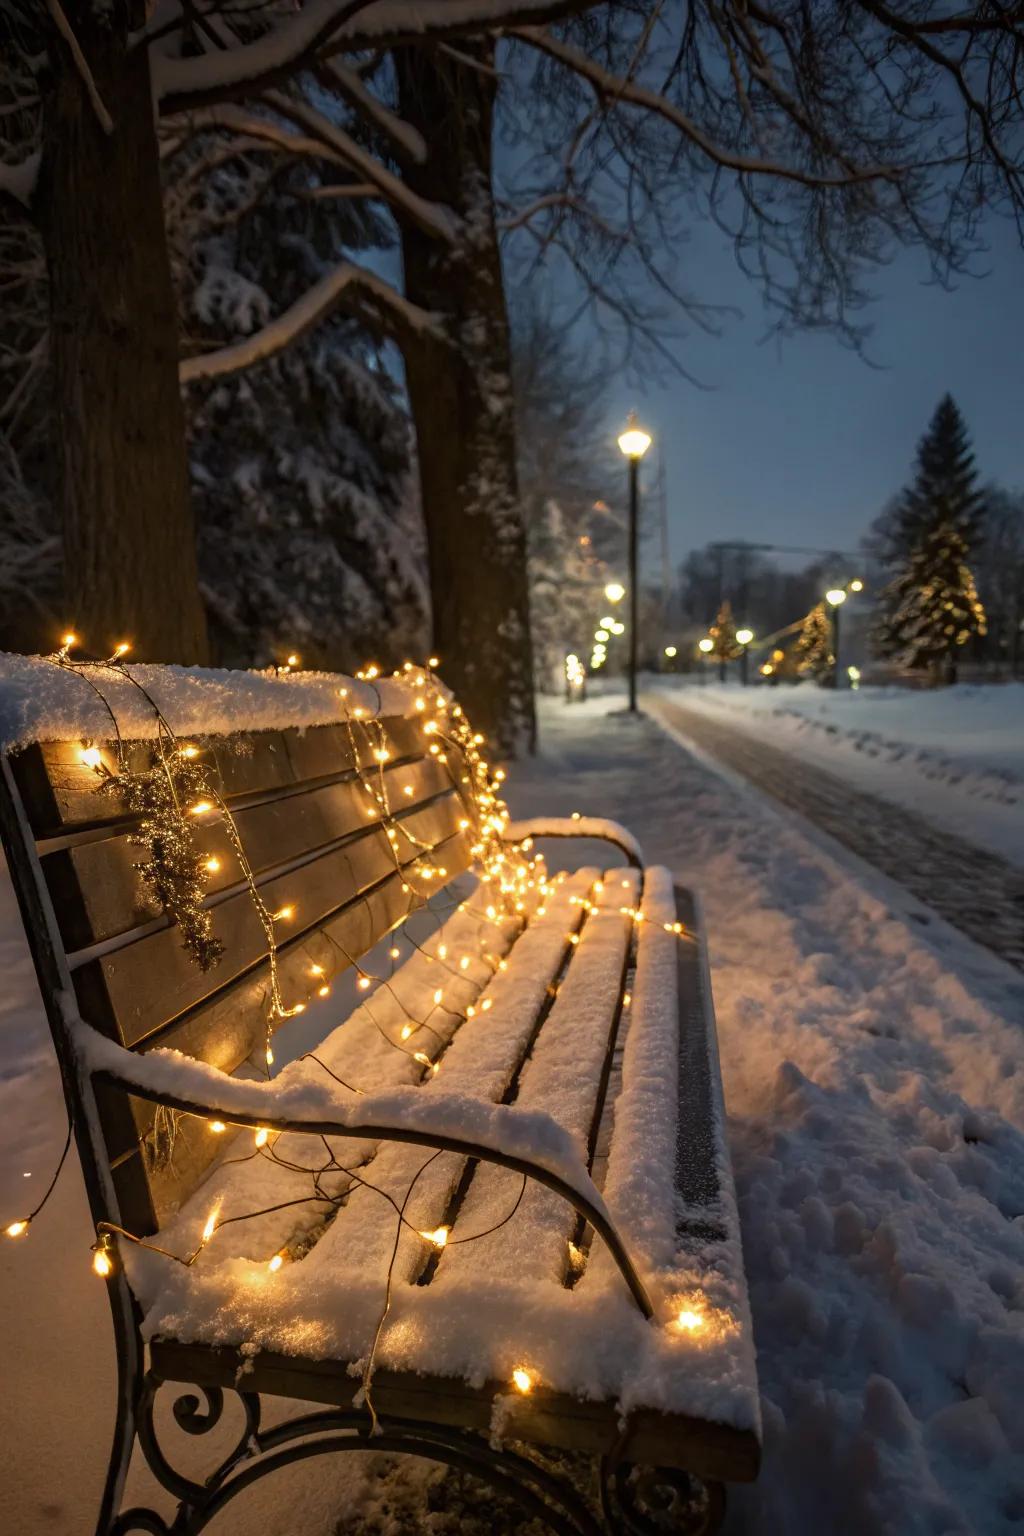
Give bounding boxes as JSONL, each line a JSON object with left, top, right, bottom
{"left": 504, "top": 816, "right": 644, "bottom": 868}
{"left": 72, "top": 1007, "right": 607, "bottom": 1224}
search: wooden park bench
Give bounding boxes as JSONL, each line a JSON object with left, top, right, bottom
{"left": 0, "top": 657, "right": 759, "bottom": 1536}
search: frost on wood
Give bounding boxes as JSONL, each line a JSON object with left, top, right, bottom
{"left": 0, "top": 652, "right": 422, "bottom": 751}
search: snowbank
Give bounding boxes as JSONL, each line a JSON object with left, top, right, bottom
{"left": 0, "top": 651, "right": 423, "bottom": 752}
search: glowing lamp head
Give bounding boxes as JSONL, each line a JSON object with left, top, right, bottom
{"left": 736, "top": 628, "right": 754, "bottom": 646}
{"left": 698, "top": 638, "right": 714, "bottom": 654}
{"left": 511, "top": 1367, "right": 534, "bottom": 1394}
{"left": 604, "top": 582, "right": 626, "bottom": 604}
{"left": 849, "top": 579, "right": 864, "bottom": 593}
{"left": 664, "top": 646, "right": 678, "bottom": 658}
{"left": 617, "top": 412, "right": 652, "bottom": 459}
{"left": 676, "top": 1307, "right": 705, "bottom": 1333}
{"left": 825, "top": 588, "right": 847, "bottom": 607}
{"left": 5, "top": 1219, "right": 29, "bottom": 1238}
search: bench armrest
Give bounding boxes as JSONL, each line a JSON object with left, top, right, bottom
{"left": 504, "top": 816, "right": 644, "bottom": 869}
{"left": 74, "top": 1016, "right": 653, "bottom": 1319}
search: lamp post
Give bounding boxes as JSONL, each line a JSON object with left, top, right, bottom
{"left": 617, "top": 413, "right": 652, "bottom": 711}
{"left": 736, "top": 628, "right": 754, "bottom": 686}
{"left": 825, "top": 589, "right": 847, "bottom": 689}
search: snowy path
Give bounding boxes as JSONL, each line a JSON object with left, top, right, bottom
{"left": 3, "top": 695, "right": 1024, "bottom": 1535}
{"left": 512, "top": 698, "right": 1024, "bottom": 1536}
{"left": 644, "top": 691, "right": 1024, "bottom": 974}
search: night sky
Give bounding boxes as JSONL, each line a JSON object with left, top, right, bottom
{"left": 603, "top": 213, "right": 1024, "bottom": 574}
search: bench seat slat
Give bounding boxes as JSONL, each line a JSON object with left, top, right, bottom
{"left": 435, "top": 867, "right": 640, "bottom": 1293}
{"left": 296, "top": 869, "right": 600, "bottom": 1286}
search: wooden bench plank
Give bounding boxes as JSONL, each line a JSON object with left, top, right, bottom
{"left": 40, "top": 756, "right": 456, "bottom": 949}
{"left": 436, "top": 867, "right": 640, "bottom": 1292}
{"left": 297, "top": 869, "right": 601, "bottom": 1286}
{"left": 72, "top": 795, "right": 469, "bottom": 1047}
{"left": 150, "top": 1339, "right": 761, "bottom": 1482}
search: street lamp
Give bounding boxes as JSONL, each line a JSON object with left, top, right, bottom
{"left": 698, "top": 637, "right": 714, "bottom": 653}
{"left": 617, "top": 412, "right": 652, "bottom": 711}
{"left": 825, "top": 588, "right": 847, "bottom": 690}
{"left": 604, "top": 582, "right": 625, "bottom": 604}
{"left": 736, "top": 627, "right": 754, "bottom": 687}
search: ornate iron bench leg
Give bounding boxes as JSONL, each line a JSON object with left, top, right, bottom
{"left": 601, "top": 1459, "right": 726, "bottom": 1536}
{"left": 107, "top": 1375, "right": 607, "bottom": 1536}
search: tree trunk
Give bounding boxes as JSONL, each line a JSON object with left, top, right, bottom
{"left": 36, "top": 2, "right": 208, "bottom": 663}
{"left": 395, "top": 42, "right": 535, "bottom": 756}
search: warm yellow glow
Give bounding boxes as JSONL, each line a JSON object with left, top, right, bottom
{"left": 413, "top": 1051, "right": 432, "bottom": 1067}
{"left": 273, "top": 905, "right": 295, "bottom": 922}
{"left": 190, "top": 801, "right": 214, "bottom": 816}
{"left": 433, "top": 988, "right": 443, "bottom": 1005}
{"left": 850, "top": 579, "right": 864, "bottom": 593}
{"left": 62, "top": 632, "right": 77, "bottom": 649}
{"left": 93, "top": 1247, "right": 113, "bottom": 1278}
{"left": 617, "top": 413, "right": 653, "bottom": 459}
{"left": 401, "top": 1024, "right": 413, "bottom": 1040}
{"left": 698, "top": 637, "right": 714, "bottom": 654}
{"left": 358, "top": 975, "right": 371, "bottom": 991}
{"left": 664, "top": 646, "right": 677, "bottom": 658}
{"left": 676, "top": 1308, "right": 704, "bottom": 1333}
{"left": 318, "top": 985, "right": 330, "bottom": 998}
{"left": 604, "top": 582, "right": 625, "bottom": 603}
{"left": 115, "top": 642, "right": 131, "bottom": 656}
{"left": 736, "top": 628, "right": 754, "bottom": 646}
{"left": 419, "top": 1226, "right": 449, "bottom": 1248}
{"left": 5, "top": 1219, "right": 28, "bottom": 1238}
{"left": 825, "top": 588, "right": 847, "bottom": 607}
{"left": 209, "top": 1120, "right": 227, "bottom": 1134}
{"left": 254, "top": 1128, "right": 269, "bottom": 1148}
{"left": 595, "top": 629, "right": 609, "bottom": 643}
{"left": 286, "top": 654, "right": 299, "bottom": 667}
{"left": 205, "top": 856, "right": 221, "bottom": 874}
{"left": 511, "top": 1367, "right": 533, "bottom": 1394}
{"left": 180, "top": 744, "right": 199, "bottom": 759}
{"left": 268, "top": 1253, "right": 284, "bottom": 1273}
{"left": 202, "top": 1206, "right": 219, "bottom": 1243}
{"left": 427, "top": 655, "right": 440, "bottom": 668}
{"left": 79, "top": 746, "right": 103, "bottom": 769}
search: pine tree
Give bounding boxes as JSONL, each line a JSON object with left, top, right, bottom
{"left": 873, "top": 522, "right": 986, "bottom": 684}
{"left": 882, "top": 395, "right": 987, "bottom": 565}
{"left": 709, "top": 601, "right": 742, "bottom": 661}
{"left": 795, "top": 602, "right": 834, "bottom": 682}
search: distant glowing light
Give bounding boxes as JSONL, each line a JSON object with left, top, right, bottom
{"left": 736, "top": 628, "right": 754, "bottom": 646}
{"left": 512, "top": 1367, "right": 534, "bottom": 1394}
{"left": 664, "top": 646, "right": 677, "bottom": 658}
{"left": 698, "top": 638, "right": 714, "bottom": 654}
{"left": 604, "top": 582, "right": 625, "bottom": 604}
{"left": 825, "top": 588, "right": 847, "bottom": 607}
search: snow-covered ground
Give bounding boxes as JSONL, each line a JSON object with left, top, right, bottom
{"left": 4, "top": 693, "right": 1024, "bottom": 1534}
{"left": 648, "top": 679, "right": 1024, "bottom": 869}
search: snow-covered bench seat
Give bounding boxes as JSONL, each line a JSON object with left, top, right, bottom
{"left": 0, "top": 657, "right": 759, "bottom": 1536}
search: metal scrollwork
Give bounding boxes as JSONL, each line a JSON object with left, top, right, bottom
{"left": 120, "top": 1389, "right": 604, "bottom": 1536}
{"left": 600, "top": 1461, "right": 726, "bottom": 1536}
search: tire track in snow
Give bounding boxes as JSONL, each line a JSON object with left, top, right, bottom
{"left": 645, "top": 693, "right": 1024, "bottom": 975}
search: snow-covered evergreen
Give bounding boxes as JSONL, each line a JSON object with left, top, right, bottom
{"left": 172, "top": 141, "right": 428, "bottom": 670}
{"left": 873, "top": 522, "right": 987, "bottom": 684}
{"left": 795, "top": 601, "right": 834, "bottom": 682}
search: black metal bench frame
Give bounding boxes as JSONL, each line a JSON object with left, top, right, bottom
{"left": 1, "top": 720, "right": 757, "bottom": 1536}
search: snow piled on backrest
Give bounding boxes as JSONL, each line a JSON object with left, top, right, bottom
{"left": 0, "top": 652, "right": 421, "bottom": 750}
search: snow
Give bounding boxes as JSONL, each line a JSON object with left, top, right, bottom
{"left": 652, "top": 679, "right": 1024, "bottom": 869}
{"left": 505, "top": 813, "right": 644, "bottom": 866}
{"left": 0, "top": 651, "right": 427, "bottom": 752}
{"left": 4, "top": 689, "right": 1024, "bottom": 1532}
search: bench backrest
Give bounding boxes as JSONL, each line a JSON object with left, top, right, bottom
{"left": 5, "top": 714, "right": 473, "bottom": 1235}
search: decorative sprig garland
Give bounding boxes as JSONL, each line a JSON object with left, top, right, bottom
{"left": 101, "top": 752, "right": 225, "bottom": 971}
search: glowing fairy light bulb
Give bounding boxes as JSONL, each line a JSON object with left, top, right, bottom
{"left": 374, "top": 748, "right": 390, "bottom": 763}
{"left": 268, "top": 1253, "right": 284, "bottom": 1273}
{"left": 62, "top": 632, "right": 77, "bottom": 649}
{"left": 272, "top": 904, "right": 295, "bottom": 922}
{"left": 389, "top": 947, "right": 401, "bottom": 960}
{"left": 318, "top": 985, "right": 330, "bottom": 998}
{"left": 433, "top": 989, "right": 443, "bottom": 1006}
{"left": 93, "top": 1247, "right": 113, "bottom": 1278}
{"left": 413, "top": 1051, "right": 432, "bottom": 1068}
{"left": 310, "top": 963, "right": 324, "bottom": 977}
{"left": 209, "top": 1121, "right": 226, "bottom": 1134}
{"left": 180, "top": 744, "right": 199, "bottom": 759}
{"left": 438, "top": 944, "right": 448, "bottom": 960}
{"left": 265, "top": 1046, "right": 275, "bottom": 1066}
{"left": 459, "top": 956, "right": 470, "bottom": 971}
{"left": 427, "top": 655, "right": 440, "bottom": 668}
{"left": 403, "top": 784, "right": 414, "bottom": 796}
{"left": 190, "top": 801, "right": 214, "bottom": 816}
{"left": 419, "top": 1226, "right": 449, "bottom": 1248}
{"left": 401, "top": 1024, "right": 413, "bottom": 1040}
{"left": 286, "top": 654, "right": 299, "bottom": 668}
{"left": 114, "top": 642, "right": 131, "bottom": 656}
{"left": 676, "top": 1308, "right": 704, "bottom": 1334}
{"left": 5, "top": 1219, "right": 29, "bottom": 1238}
{"left": 204, "top": 856, "right": 221, "bottom": 875}
{"left": 201, "top": 1206, "right": 219, "bottom": 1243}
{"left": 79, "top": 745, "right": 102, "bottom": 769}
{"left": 511, "top": 1367, "right": 533, "bottom": 1394}
{"left": 357, "top": 975, "right": 372, "bottom": 991}
{"left": 254, "top": 1128, "right": 269, "bottom": 1148}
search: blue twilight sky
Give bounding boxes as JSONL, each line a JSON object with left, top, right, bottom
{"left": 597, "top": 212, "right": 1024, "bottom": 577}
